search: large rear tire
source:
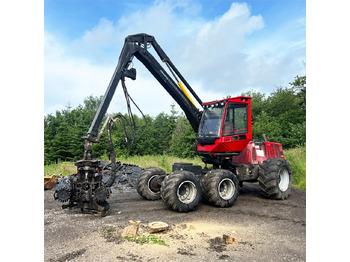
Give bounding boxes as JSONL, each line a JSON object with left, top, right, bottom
{"left": 258, "top": 158, "right": 293, "bottom": 200}
{"left": 160, "top": 171, "right": 202, "bottom": 212}
{"left": 136, "top": 167, "right": 166, "bottom": 200}
{"left": 201, "top": 169, "right": 240, "bottom": 207}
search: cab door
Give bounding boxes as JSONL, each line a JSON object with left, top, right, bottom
{"left": 221, "top": 99, "right": 252, "bottom": 153}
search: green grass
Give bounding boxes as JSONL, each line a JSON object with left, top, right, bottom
{"left": 44, "top": 148, "right": 306, "bottom": 189}
{"left": 284, "top": 146, "right": 306, "bottom": 189}
{"left": 43, "top": 155, "right": 205, "bottom": 176}
{"left": 44, "top": 161, "right": 76, "bottom": 176}
{"left": 115, "top": 154, "right": 205, "bottom": 173}
{"left": 124, "top": 234, "right": 169, "bottom": 246}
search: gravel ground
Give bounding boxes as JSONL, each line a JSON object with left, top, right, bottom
{"left": 44, "top": 183, "right": 305, "bottom": 262}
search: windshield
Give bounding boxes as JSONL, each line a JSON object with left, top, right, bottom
{"left": 198, "top": 106, "right": 225, "bottom": 137}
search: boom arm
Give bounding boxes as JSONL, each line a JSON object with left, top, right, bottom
{"left": 87, "top": 33, "right": 202, "bottom": 142}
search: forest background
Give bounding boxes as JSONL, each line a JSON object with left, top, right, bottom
{"left": 44, "top": 75, "right": 306, "bottom": 187}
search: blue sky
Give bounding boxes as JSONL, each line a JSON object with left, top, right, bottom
{"left": 44, "top": 0, "right": 306, "bottom": 116}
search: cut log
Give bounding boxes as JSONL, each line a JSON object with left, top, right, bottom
{"left": 148, "top": 221, "right": 169, "bottom": 233}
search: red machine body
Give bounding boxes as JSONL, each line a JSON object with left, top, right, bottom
{"left": 196, "top": 96, "right": 252, "bottom": 157}
{"left": 195, "top": 95, "right": 286, "bottom": 175}
{"left": 232, "top": 140, "right": 285, "bottom": 165}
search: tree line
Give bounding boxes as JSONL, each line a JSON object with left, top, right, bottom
{"left": 44, "top": 75, "right": 306, "bottom": 165}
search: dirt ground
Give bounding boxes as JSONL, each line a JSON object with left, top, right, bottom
{"left": 44, "top": 183, "right": 306, "bottom": 262}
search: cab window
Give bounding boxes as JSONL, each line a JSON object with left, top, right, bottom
{"left": 222, "top": 103, "right": 248, "bottom": 137}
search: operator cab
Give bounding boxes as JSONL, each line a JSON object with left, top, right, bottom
{"left": 196, "top": 96, "right": 252, "bottom": 157}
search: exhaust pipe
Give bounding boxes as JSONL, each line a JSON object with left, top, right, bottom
{"left": 262, "top": 133, "right": 268, "bottom": 142}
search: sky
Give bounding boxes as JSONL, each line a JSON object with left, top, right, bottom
{"left": 44, "top": 0, "right": 306, "bottom": 116}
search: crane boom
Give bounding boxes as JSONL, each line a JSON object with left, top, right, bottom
{"left": 87, "top": 33, "right": 202, "bottom": 141}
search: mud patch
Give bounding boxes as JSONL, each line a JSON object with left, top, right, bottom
{"left": 238, "top": 241, "right": 255, "bottom": 250}
{"left": 209, "top": 237, "right": 226, "bottom": 253}
{"left": 51, "top": 248, "right": 87, "bottom": 262}
{"left": 218, "top": 254, "right": 231, "bottom": 260}
{"left": 114, "top": 253, "right": 142, "bottom": 262}
{"left": 177, "top": 248, "right": 195, "bottom": 256}
{"left": 126, "top": 252, "right": 142, "bottom": 260}
{"left": 115, "top": 256, "right": 128, "bottom": 261}
{"left": 103, "top": 225, "right": 124, "bottom": 244}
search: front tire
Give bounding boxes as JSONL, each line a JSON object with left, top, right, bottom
{"left": 258, "top": 158, "right": 293, "bottom": 200}
{"left": 201, "top": 169, "right": 240, "bottom": 207}
{"left": 160, "top": 171, "right": 202, "bottom": 212}
{"left": 137, "top": 167, "right": 166, "bottom": 200}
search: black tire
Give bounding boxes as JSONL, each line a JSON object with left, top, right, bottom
{"left": 258, "top": 158, "right": 293, "bottom": 200}
{"left": 160, "top": 171, "right": 202, "bottom": 212}
{"left": 136, "top": 167, "right": 166, "bottom": 200}
{"left": 201, "top": 169, "right": 240, "bottom": 207}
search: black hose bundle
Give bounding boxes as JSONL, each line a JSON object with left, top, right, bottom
{"left": 106, "top": 77, "right": 148, "bottom": 176}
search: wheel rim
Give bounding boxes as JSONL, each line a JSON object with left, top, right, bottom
{"left": 177, "top": 180, "right": 197, "bottom": 204}
{"left": 278, "top": 168, "right": 290, "bottom": 192}
{"left": 218, "top": 178, "right": 236, "bottom": 200}
{"left": 148, "top": 175, "right": 160, "bottom": 194}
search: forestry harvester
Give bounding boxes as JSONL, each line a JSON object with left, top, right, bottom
{"left": 53, "top": 33, "right": 292, "bottom": 216}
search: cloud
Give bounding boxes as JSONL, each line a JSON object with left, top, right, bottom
{"left": 45, "top": 1, "right": 305, "bottom": 116}
{"left": 174, "top": 2, "right": 264, "bottom": 94}
{"left": 45, "top": 31, "right": 114, "bottom": 114}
